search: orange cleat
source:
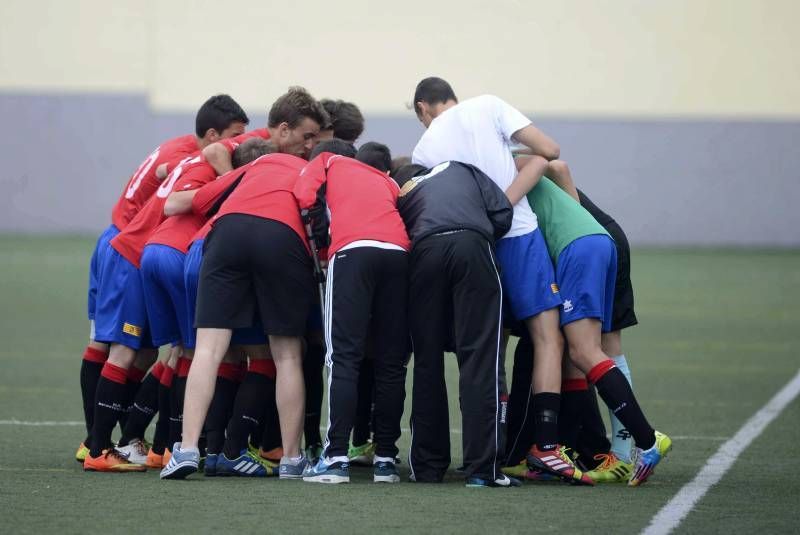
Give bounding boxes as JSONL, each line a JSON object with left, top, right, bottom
{"left": 162, "top": 448, "right": 172, "bottom": 466}
{"left": 145, "top": 448, "right": 165, "bottom": 469}
{"left": 83, "top": 449, "right": 147, "bottom": 472}
{"left": 259, "top": 447, "right": 284, "bottom": 463}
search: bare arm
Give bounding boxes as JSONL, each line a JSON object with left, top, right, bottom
{"left": 505, "top": 154, "right": 549, "bottom": 206}
{"left": 511, "top": 124, "right": 560, "bottom": 161}
{"left": 545, "top": 160, "right": 579, "bottom": 202}
{"left": 164, "top": 190, "right": 197, "bottom": 216}
{"left": 156, "top": 163, "right": 169, "bottom": 181}
{"left": 202, "top": 143, "right": 234, "bottom": 175}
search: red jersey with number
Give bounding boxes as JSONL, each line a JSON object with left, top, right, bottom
{"left": 294, "top": 153, "right": 410, "bottom": 258}
{"left": 191, "top": 153, "right": 308, "bottom": 251}
{"left": 110, "top": 134, "right": 199, "bottom": 230}
{"left": 111, "top": 154, "right": 206, "bottom": 266}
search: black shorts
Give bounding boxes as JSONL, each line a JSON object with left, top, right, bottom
{"left": 195, "top": 214, "right": 314, "bottom": 337}
{"left": 605, "top": 220, "right": 638, "bottom": 331}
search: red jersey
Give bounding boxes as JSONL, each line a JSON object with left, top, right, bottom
{"left": 294, "top": 153, "right": 410, "bottom": 258}
{"left": 219, "top": 128, "right": 270, "bottom": 154}
{"left": 191, "top": 153, "right": 308, "bottom": 250}
{"left": 110, "top": 134, "right": 199, "bottom": 230}
{"left": 191, "top": 221, "right": 214, "bottom": 244}
{"left": 111, "top": 154, "right": 209, "bottom": 267}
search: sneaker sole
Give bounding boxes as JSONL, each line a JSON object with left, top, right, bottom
{"left": 374, "top": 474, "right": 400, "bottom": 483}
{"left": 160, "top": 462, "right": 198, "bottom": 480}
{"left": 303, "top": 474, "right": 350, "bottom": 484}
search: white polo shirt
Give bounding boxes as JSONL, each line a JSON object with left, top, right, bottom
{"left": 412, "top": 94, "right": 536, "bottom": 238}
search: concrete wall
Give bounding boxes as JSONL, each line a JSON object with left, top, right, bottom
{"left": 1, "top": 0, "right": 798, "bottom": 244}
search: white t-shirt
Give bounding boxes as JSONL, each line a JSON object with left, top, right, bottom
{"left": 412, "top": 94, "right": 536, "bottom": 237}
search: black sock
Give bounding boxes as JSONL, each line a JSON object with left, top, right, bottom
{"left": 532, "top": 392, "right": 560, "bottom": 451}
{"left": 118, "top": 373, "right": 160, "bottom": 446}
{"left": 89, "top": 372, "right": 129, "bottom": 457}
{"left": 558, "top": 389, "right": 590, "bottom": 450}
{"left": 303, "top": 340, "right": 325, "bottom": 447}
{"left": 167, "top": 376, "right": 187, "bottom": 449}
{"left": 152, "top": 376, "right": 172, "bottom": 455}
{"left": 79, "top": 356, "right": 105, "bottom": 444}
{"left": 353, "top": 359, "right": 375, "bottom": 446}
{"left": 260, "top": 379, "right": 282, "bottom": 453}
{"left": 575, "top": 386, "right": 611, "bottom": 468}
{"left": 204, "top": 376, "right": 239, "bottom": 455}
{"left": 223, "top": 372, "right": 270, "bottom": 459}
{"left": 594, "top": 367, "right": 655, "bottom": 449}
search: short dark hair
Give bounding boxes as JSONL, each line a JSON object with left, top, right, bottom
{"left": 390, "top": 156, "right": 412, "bottom": 176}
{"left": 320, "top": 99, "right": 365, "bottom": 143}
{"left": 195, "top": 94, "right": 249, "bottom": 138}
{"left": 309, "top": 138, "right": 357, "bottom": 160}
{"left": 267, "top": 86, "right": 327, "bottom": 129}
{"left": 356, "top": 142, "right": 392, "bottom": 173}
{"left": 232, "top": 138, "right": 274, "bottom": 168}
{"left": 391, "top": 164, "right": 427, "bottom": 188}
{"left": 413, "top": 77, "right": 457, "bottom": 117}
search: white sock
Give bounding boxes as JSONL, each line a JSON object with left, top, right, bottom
{"left": 609, "top": 354, "right": 633, "bottom": 462}
{"left": 373, "top": 455, "right": 395, "bottom": 465}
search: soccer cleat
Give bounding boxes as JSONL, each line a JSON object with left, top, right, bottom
{"left": 373, "top": 460, "right": 400, "bottom": 483}
{"left": 347, "top": 441, "right": 376, "bottom": 466}
{"left": 160, "top": 443, "right": 200, "bottom": 480}
{"left": 526, "top": 445, "right": 594, "bottom": 486}
{"left": 162, "top": 448, "right": 172, "bottom": 466}
{"left": 303, "top": 457, "right": 350, "bottom": 484}
{"left": 75, "top": 442, "right": 89, "bottom": 463}
{"left": 466, "top": 474, "right": 522, "bottom": 488}
{"left": 83, "top": 449, "right": 147, "bottom": 472}
{"left": 629, "top": 431, "right": 672, "bottom": 487}
{"left": 501, "top": 460, "right": 560, "bottom": 482}
{"left": 145, "top": 448, "right": 165, "bottom": 469}
{"left": 204, "top": 453, "right": 218, "bottom": 476}
{"left": 259, "top": 447, "right": 284, "bottom": 464}
{"left": 586, "top": 453, "right": 633, "bottom": 483}
{"left": 116, "top": 438, "right": 149, "bottom": 465}
{"left": 279, "top": 455, "right": 311, "bottom": 480}
{"left": 305, "top": 443, "right": 323, "bottom": 465}
{"left": 216, "top": 449, "right": 278, "bottom": 477}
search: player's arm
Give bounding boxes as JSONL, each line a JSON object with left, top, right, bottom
{"left": 544, "top": 160, "right": 579, "bottom": 202}
{"left": 164, "top": 190, "right": 197, "bottom": 216}
{"left": 489, "top": 94, "right": 560, "bottom": 161}
{"left": 202, "top": 142, "right": 234, "bottom": 175}
{"left": 293, "top": 154, "right": 329, "bottom": 212}
{"left": 156, "top": 163, "right": 169, "bottom": 180}
{"left": 469, "top": 165, "right": 514, "bottom": 239}
{"left": 190, "top": 170, "right": 246, "bottom": 216}
{"left": 506, "top": 154, "right": 549, "bottom": 205}
{"left": 510, "top": 125, "right": 560, "bottom": 161}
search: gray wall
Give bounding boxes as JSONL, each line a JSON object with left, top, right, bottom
{"left": 2, "top": 92, "right": 798, "bottom": 246}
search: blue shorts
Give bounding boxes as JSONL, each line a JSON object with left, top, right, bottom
{"left": 141, "top": 244, "right": 188, "bottom": 347}
{"left": 88, "top": 224, "right": 120, "bottom": 320}
{"left": 494, "top": 229, "right": 562, "bottom": 321}
{"left": 184, "top": 239, "right": 266, "bottom": 348}
{"left": 94, "top": 247, "right": 154, "bottom": 349}
{"left": 556, "top": 234, "right": 617, "bottom": 332}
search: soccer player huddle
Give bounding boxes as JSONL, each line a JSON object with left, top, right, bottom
{"left": 76, "top": 78, "right": 672, "bottom": 488}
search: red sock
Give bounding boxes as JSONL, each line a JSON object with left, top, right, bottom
{"left": 248, "top": 358, "right": 276, "bottom": 379}
{"left": 159, "top": 365, "right": 175, "bottom": 388}
{"left": 127, "top": 366, "right": 147, "bottom": 383}
{"left": 561, "top": 378, "right": 589, "bottom": 392}
{"left": 217, "top": 362, "right": 241, "bottom": 382}
{"left": 177, "top": 356, "right": 192, "bottom": 378}
{"left": 587, "top": 359, "right": 616, "bottom": 384}
{"left": 100, "top": 362, "right": 128, "bottom": 385}
{"left": 83, "top": 347, "right": 108, "bottom": 364}
{"left": 150, "top": 361, "right": 165, "bottom": 382}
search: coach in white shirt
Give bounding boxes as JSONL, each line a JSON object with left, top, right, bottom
{"left": 410, "top": 77, "right": 587, "bottom": 482}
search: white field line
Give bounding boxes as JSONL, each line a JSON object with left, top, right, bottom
{"left": 642, "top": 369, "right": 800, "bottom": 535}
{"left": 0, "top": 419, "right": 730, "bottom": 442}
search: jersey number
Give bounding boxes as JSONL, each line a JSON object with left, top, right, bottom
{"left": 157, "top": 156, "right": 201, "bottom": 198}
{"left": 124, "top": 148, "right": 160, "bottom": 199}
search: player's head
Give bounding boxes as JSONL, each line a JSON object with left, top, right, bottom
{"left": 320, "top": 99, "right": 365, "bottom": 144}
{"left": 267, "top": 87, "right": 328, "bottom": 159}
{"left": 391, "top": 163, "right": 426, "bottom": 188}
{"left": 412, "top": 77, "right": 458, "bottom": 128}
{"left": 232, "top": 138, "right": 274, "bottom": 168}
{"left": 309, "top": 138, "right": 357, "bottom": 160}
{"left": 195, "top": 94, "right": 249, "bottom": 147}
{"left": 391, "top": 156, "right": 412, "bottom": 176}
{"left": 356, "top": 142, "right": 392, "bottom": 173}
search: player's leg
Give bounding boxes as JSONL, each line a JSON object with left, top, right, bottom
{"left": 369, "top": 249, "right": 409, "bottom": 483}
{"left": 349, "top": 353, "right": 376, "bottom": 465}
{"left": 304, "top": 248, "right": 373, "bottom": 484}
{"left": 302, "top": 328, "right": 325, "bottom": 462}
{"left": 201, "top": 349, "right": 244, "bottom": 476}
{"left": 407, "top": 237, "right": 451, "bottom": 483}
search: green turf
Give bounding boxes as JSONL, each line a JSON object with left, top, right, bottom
{"left": 0, "top": 236, "right": 798, "bottom": 534}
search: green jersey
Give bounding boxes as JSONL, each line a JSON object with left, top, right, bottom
{"left": 527, "top": 177, "right": 610, "bottom": 265}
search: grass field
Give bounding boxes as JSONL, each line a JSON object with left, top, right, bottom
{"left": 0, "top": 236, "right": 798, "bottom": 534}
